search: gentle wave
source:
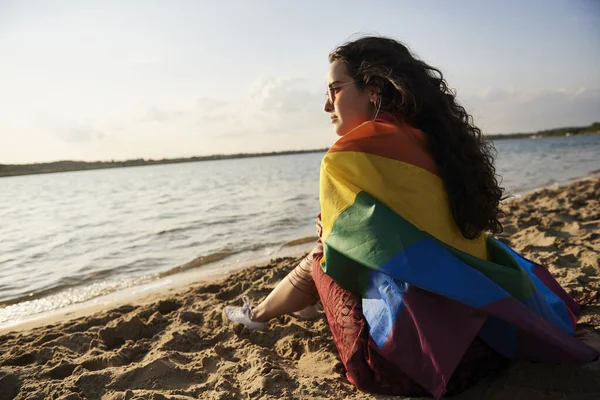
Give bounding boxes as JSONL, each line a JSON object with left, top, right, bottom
{"left": 156, "top": 217, "right": 248, "bottom": 236}
{"left": 157, "top": 226, "right": 197, "bottom": 236}
{"left": 282, "top": 236, "right": 318, "bottom": 247}
{"left": 0, "top": 259, "right": 157, "bottom": 308}
{"left": 156, "top": 250, "right": 238, "bottom": 278}
{"left": 0, "top": 275, "right": 155, "bottom": 325}
{"left": 272, "top": 217, "right": 301, "bottom": 228}
{"left": 0, "top": 239, "right": 308, "bottom": 325}
{"left": 0, "top": 250, "right": 235, "bottom": 323}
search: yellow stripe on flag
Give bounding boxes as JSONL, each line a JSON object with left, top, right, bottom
{"left": 320, "top": 151, "right": 487, "bottom": 259}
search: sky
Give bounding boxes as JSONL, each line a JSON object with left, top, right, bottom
{"left": 1, "top": 0, "right": 599, "bottom": 164}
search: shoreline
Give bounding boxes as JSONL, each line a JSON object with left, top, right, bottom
{"left": 0, "top": 149, "right": 329, "bottom": 179}
{"left": 0, "top": 240, "right": 316, "bottom": 334}
{"left": 504, "top": 170, "right": 600, "bottom": 199}
{"left": 1, "top": 176, "right": 599, "bottom": 399}
{"left": 1, "top": 172, "right": 598, "bottom": 334}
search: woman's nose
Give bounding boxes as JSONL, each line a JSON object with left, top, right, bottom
{"left": 324, "top": 97, "right": 333, "bottom": 113}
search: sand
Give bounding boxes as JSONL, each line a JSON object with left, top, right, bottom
{"left": 1, "top": 177, "right": 599, "bottom": 400}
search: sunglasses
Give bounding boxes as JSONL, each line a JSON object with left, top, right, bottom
{"left": 325, "top": 80, "right": 360, "bottom": 104}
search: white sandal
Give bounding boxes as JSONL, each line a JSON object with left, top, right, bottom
{"left": 222, "top": 296, "right": 268, "bottom": 331}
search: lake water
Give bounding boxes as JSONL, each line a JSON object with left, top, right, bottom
{"left": 1, "top": 134, "right": 599, "bottom": 326}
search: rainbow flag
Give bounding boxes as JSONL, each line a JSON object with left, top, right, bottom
{"left": 319, "top": 117, "right": 598, "bottom": 399}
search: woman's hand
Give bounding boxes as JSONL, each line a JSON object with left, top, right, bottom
{"left": 316, "top": 213, "right": 323, "bottom": 239}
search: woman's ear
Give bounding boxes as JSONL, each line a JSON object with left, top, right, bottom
{"left": 369, "top": 87, "right": 381, "bottom": 104}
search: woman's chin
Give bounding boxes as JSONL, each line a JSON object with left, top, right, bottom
{"left": 334, "top": 124, "right": 352, "bottom": 137}
{"left": 333, "top": 122, "right": 346, "bottom": 136}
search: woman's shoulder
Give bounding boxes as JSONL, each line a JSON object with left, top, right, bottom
{"left": 328, "top": 119, "right": 437, "bottom": 176}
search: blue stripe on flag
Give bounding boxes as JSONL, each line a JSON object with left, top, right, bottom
{"left": 378, "top": 238, "right": 510, "bottom": 308}
{"left": 493, "top": 239, "right": 575, "bottom": 334}
{"left": 363, "top": 269, "right": 408, "bottom": 348}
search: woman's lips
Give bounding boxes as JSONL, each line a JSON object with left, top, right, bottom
{"left": 331, "top": 116, "right": 338, "bottom": 123}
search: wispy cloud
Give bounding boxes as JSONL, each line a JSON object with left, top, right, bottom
{"left": 462, "top": 87, "right": 600, "bottom": 134}
{"left": 142, "top": 106, "right": 186, "bottom": 123}
{"left": 55, "top": 123, "right": 105, "bottom": 143}
{"left": 190, "top": 80, "right": 325, "bottom": 135}
{"left": 113, "top": 57, "right": 158, "bottom": 66}
{"left": 248, "top": 77, "right": 321, "bottom": 114}
{"left": 197, "top": 97, "right": 228, "bottom": 112}
{"left": 33, "top": 114, "right": 106, "bottom": 144}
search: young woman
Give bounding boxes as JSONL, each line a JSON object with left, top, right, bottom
{"left": 223, "top": 36, "right": 598, "bottom": 398}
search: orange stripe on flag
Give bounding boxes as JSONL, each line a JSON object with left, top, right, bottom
{"left": 328, "top": 121, "right": 439, "bottom": 177}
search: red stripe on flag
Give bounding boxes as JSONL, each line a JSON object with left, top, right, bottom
{"left": 328, "top": 121, "right": 440, "bottom": 177}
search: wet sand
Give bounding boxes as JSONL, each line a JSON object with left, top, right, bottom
{"left": 1, "top": 177, "right": 599, "bottom": 400}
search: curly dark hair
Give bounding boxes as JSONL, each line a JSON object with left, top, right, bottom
{"left": 329, "top": 36, "right": 505, "bottom": 239}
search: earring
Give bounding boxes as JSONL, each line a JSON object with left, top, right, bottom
{"left": 371, "top": 97, "right": 382, "bottom": 121}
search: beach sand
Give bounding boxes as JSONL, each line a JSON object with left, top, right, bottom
{"left": 1, "top": 177, "right": 599, "bottom": 400}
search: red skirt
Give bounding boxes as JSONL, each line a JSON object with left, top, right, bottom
{"left": 311, "top": 251, "right": 510, "bottom": 397}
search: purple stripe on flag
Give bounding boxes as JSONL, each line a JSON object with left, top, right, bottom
{"left": 532, "top": 263, "right": 580, "bottom": 327}
{"left": 483, "top": 297, "right": 598, "bottom": 363}
{"left": 493, "top": 239, "right": 581, "bottom": 328}
{"left": 379, "top": 287, "right": 487, "bottom": 399}
{"left": 520, "top": 289, "right": 574, "bottom": 335}
{"left": 477, "top": 316, "right": 518, "bottom": 359}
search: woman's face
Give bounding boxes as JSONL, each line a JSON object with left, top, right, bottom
{"left": 324, "top": 61, "right": 372, "bottom": 136}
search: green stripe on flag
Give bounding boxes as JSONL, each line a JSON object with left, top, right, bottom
{"left": 325, "top": 191, "right": 429, "bottom": 267}
{"left": 323, "top": 191, "right": 537, "bottom": 300}
{"left": 439, "top": 237, "right": 536, "bottom": 300}
{"left": 322, "top": 244, "right": 370, "bottom": 295}
{"left": 323, "top": 191, "right": 429, "bottom": 294}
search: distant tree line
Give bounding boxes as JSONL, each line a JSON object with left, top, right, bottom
{"left": 0, "top": 148, "right": 329, "bottom": 178}
{"left": 486, "top": 122, "right": 600, "bottom": 141}
{"left": 2, "top": 121, "right": 599, "bottom": 178}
